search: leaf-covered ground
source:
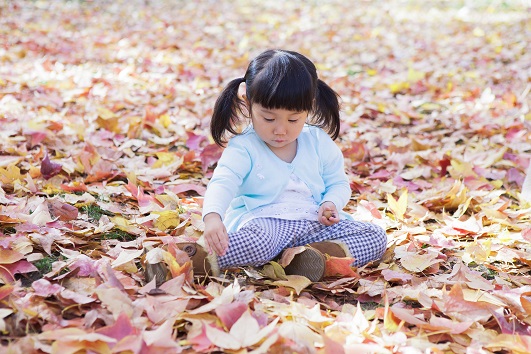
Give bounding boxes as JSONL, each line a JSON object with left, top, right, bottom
{"left": 1, "top": 0, "right": 530, "bottom": 352}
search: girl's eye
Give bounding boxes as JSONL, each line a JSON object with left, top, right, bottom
{"left": 288, "top": 120, "right": 299, "bottom": 123}
{"left": 264, "top": 117, "right": 274, "bottom": 122}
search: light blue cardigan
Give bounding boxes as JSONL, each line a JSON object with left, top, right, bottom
{"left": 202, "top": 125, "right": 353, "bottom": 232}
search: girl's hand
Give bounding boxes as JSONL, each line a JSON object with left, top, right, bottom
{"left": 319, "top": 202, "right": 340, "bottom": 226}
{"left": 203, "top": 213, "right": 229, "bottom": 256}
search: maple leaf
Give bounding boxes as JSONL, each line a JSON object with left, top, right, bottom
{"left": 439, "top": 283, "right": 499, "bottom": 323}
{"left": 205, "top": 310, "right": 279, "bottom": 350}
{"left": 272, "top": 275, "right": 313, "bottom": 295}
{"left": 41, "top": 152, "right": 63, "bottom": 180}
{"left": 387, "top": 189, "right": 408, "bottom": 220}
{"left": 214, "top": 301, "right": 248, "bottom": 330}
{"left": 324, "top": 256, "right": 358, "bottom": 278}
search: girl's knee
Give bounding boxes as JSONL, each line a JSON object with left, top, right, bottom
{"left": 369, "top": 223, "right": 388, "bottom": 253}
{"left": 227, "top": 223, "right": 280, "bottom": 262}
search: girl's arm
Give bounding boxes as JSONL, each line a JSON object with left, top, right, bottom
{"left": 202, "top": 138, "right": 251, "bottom": 220}
{"left": 202, "top": 138, "right": 251, "bottom": 254}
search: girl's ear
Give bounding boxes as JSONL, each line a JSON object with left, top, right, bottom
{"left": 241, "top": 94, "right": 251, "bottom": 117}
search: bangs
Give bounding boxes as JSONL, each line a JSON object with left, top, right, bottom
{"left": 248, "top": 54, "right": 315, "bottom": 112}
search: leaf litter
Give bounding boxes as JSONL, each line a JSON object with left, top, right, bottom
{"left": 0, "top": 0, "right": 530, "bottom": 352}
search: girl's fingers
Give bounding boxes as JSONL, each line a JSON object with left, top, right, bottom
{"left": 210, "top": 232, "right": 228, "bottom": 256}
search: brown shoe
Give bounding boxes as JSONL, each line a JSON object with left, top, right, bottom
{"left": 309, "top": 241, "right": 349, "bottom": 258}
{"left": 176, "top": 242, "right": 214, "bottom": 276}
{"left": 283, "top": 246, "right": 326, "bottom": 282}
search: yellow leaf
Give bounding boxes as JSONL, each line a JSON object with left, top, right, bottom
{"left": 383, "top": 294, "right": 402, "bottom": 333}
{"left": 261, "top": 261, "right": 287, "bottom": 280}
{"left": 96, "top": 107, "right": 121, "bottom": 133}
{"left": 272, "top": 275, "right": 312, "bottom": 295}
{"left": 387, "top": 190, "right": 408, "bottom": 220}
{"left": 0, "top": 164, "right": 22, "bottom": 184}
{"left": 463, "top": 240, "right": 491, "bottom": 264}
{"left": 400, "top": 252, "right": 441, "bottom": 273}
{"left": 96, "top": 106, "right": 116, "bottom": 119}
{"left": 153, "top": 210, "right": 180, "bottom": 230}
{"left": 110, "top": 216, "right": 142, "bottom": 235}
{"left": 152, "top": 152, "right": 178, "bottom": 169}
{"left": 159, "top": 114, "right": 171, "bottom": 128}
{"left": 407, "top": 66, "right": 425, "bottom": 82}
{"left": 389, "top": 82, "right": 409, "bottom": 94}
{"left": 449, "top": 159, "right": 477, "bottom": 178}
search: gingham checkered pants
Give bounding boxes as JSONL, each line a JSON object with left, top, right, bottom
{"left": 217, "top": 218, "right": 387, "bottom": 269}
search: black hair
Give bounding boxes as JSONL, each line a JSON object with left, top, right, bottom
{"left": 210, "top": 49, "right": 340, "bottom": 146}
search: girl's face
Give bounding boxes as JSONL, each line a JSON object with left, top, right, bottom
{"left": 250, "top": 103, "right": 308, "bottom": 155}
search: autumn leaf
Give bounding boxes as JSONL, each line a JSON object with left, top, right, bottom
{"left": 0, "top": 164, "right": 22, "bottom": 185}
{"left": 205, "top": 310, "right": 279, "bottom": 350}
{"left": 324, "top": 257, "right": 359, "bottom": 278}
{"left": 400, "top": 252, "right": 442, "bottom": 273}
{"left": 261, "top": 261, "right": 288, "bottom": 280}
{"left": 272, "top": 275, "right": 313, "bottom": 295}
{"left": 41, "top": 153, "right": 63, "bottom": 180}
{"left": 0, "top": 1, "right": 530, "bottom": 352}
{"left": 387, "top": 190, "right": 408, "bottom": 220}
{"left": 152, "top": 210, "right": 181, "bottom": 231}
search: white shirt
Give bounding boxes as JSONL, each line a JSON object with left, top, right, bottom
{"left": 238, "top": 173, "right": 319, "bottom": 229}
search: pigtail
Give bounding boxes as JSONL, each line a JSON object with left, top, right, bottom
{"left": 313, "top": 79, "right": 341, "bottom": 140}
{"left": 210, "top": 77, "right": 246, "bottom": 146}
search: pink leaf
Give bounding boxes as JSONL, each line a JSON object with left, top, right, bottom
{"left": 48, "top": 199, "right": 79, "bottom": 221}
{"left": 4, "top": 260, "right": 38, "bottom": 275}
{"left": 41, "top": 153, "right": 63, "bottom": 180}
{"left": 69, "top": 255, "right": 97, "bottom": 277}
{"left": 522, "top": 228, "right": 531, "bottom": 242}
{"left": 32, "top": 279, "right": 64, "bottom": 297}
{"left": 381, "top": 269, "right": 413, "bottom": 284}
{"left": 96, "top": 312, "right": 139, "bottom": 341}
{"left": 200, "top": 144, "right": 223, "bottom": 173}
{"left": 168, "top": 183, "right": 207, "bottom": 196}
{"left": 189, "top": 325, "right": 214, "bottom": 353}
{"left": 215, "top": 302, "right": 248, "bottom": 330}
{"left": 186, "top": 132, "right": 208, "bottom": 151}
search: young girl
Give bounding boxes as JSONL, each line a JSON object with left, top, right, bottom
{"left": 197, "top": 49, "right": 387, "bottom": 281}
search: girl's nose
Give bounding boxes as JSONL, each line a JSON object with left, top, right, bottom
{"left": 274, "top": 123, "right": 287, "bottom": 135}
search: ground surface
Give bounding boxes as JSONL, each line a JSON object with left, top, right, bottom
{"left": 0, "top": 0, "right": 530, "bottom": 353}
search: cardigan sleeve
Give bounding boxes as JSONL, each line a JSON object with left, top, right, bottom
{"left": 317, "top": 129, "right": 352, "bottom": 209}
{"left": 202, "top": 137, "right": 252, "bottom": 220}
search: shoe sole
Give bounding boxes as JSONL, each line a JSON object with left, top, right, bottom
{"left": 284, "top": 248, "right": 325, "bottom": 282}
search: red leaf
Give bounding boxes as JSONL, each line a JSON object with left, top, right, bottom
{"left": 41, "top": 153, "right": 63, "bottom": 179}
{"left": 324, "top": 257, "right": 359, "bottom": 278}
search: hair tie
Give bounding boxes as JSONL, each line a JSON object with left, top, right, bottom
{"left": 240, "top": 77, "right": 245, "bottom": 83}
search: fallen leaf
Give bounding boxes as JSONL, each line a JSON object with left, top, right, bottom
{"left": 272, "top": 275, "right": 312, "bottom": 295}
{"left": 324, "top": 257, "right": 358, "bottom": 278}
{"left": 41, "top": 153, "right": 63, "bottom": 180}
{"left": 387, "top": 190, "right": 408, "bottom": 220}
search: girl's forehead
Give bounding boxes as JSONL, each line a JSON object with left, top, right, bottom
{"left": 253, "top": 104, "right": 306, "bottom": 115}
